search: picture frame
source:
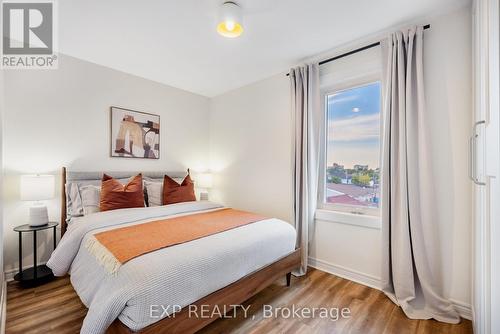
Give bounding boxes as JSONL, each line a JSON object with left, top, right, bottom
{"left": 110, "top": 106, "right": 160, "bottom": 159}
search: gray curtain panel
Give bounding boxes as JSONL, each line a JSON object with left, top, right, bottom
{"left": 289, "top": 64, "right": 322, "bottom": 276}
{"left": 380, "top": 26, "right": 460, "bottom": 323}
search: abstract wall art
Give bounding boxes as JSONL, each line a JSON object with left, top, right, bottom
{"left": 110, "top": 106, "right": 160, "bottom": 159}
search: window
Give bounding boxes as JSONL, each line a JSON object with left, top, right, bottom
{"left": 321, "top": 82, "right": 382, "bottom": 216}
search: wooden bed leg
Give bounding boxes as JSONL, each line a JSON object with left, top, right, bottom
{"left": 286, "top": 272, "right": 291, "bottom": 287}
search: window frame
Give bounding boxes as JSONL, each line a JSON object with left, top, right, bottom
{"left": 318, "top": 74, "right": 383, "bottom": 218}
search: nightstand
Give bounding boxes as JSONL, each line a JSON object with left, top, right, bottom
{"left": 13, "top": 222, "right": 58, "bottom": 287}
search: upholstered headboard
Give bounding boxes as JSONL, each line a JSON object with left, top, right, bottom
{"left": 60, "top": 167, "right": 188, "bottom": 236}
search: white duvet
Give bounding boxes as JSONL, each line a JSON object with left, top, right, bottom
{"left": 47, "top": 201, "right": 296, "bottom": 334}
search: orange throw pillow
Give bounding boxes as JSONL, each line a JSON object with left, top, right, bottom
{"left": 162, "top": 173, "right": 196, "bottom": 205}
{"left": 100, "top": 174, "right": 145, "bottom": 212}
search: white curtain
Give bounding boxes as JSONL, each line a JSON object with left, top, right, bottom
{"left": 289, "top": 64, "right": 322, "bottom": 275}
{"left": 380, "top": 26, "right": 460, "bottom": 323}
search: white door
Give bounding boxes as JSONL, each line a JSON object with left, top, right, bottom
{"left": 486, "top": 3, "right": 500, "bottom": 333}
{"left": 472, "top": 1, "right": 499, "bottom": 333}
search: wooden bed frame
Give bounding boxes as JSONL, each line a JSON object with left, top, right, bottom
{"left": 60, "top": 167, "right": 301, "bottom": 334}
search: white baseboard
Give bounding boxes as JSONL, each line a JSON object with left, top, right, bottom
{"left": 5, "top": 261, "right": 47, "bottom": 282}
{"left": 308, "top": 257, "right": 472, "bottom": 321}
{"left": 5, "top": 270, "right": 15, "bottom": 283}
{"left": 308, "top": 257, "right": 382, "bottom": 290}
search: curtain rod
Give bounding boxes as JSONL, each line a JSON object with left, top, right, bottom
{"left": 286, "top": 24, "right": 430, "bottom": 76}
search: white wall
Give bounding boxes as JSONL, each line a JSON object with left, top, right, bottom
{"left": 210, "top": 5, "right": 473, "bottom": 312}
{"left": 311, "top": 43, "right": 384, "bottom": 288}
{"left": 210, "top": 74, "right": 292, "bottom": 223}
{"left": 2, "top": 54, "right": 210, "bottom": 273}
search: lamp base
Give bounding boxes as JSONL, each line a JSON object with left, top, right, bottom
{"left": 29, "top": 205, "right": 49, "bottom": 226}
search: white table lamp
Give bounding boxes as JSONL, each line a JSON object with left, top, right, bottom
{"left": 196, "top": 172, "right": 213, "bottom": 201}
{"left": 20, "top": 175, "right": 55, "bottom": 226}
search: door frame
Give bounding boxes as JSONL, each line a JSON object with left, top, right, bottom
{"left": 472, "top": 1, "right": 500, "bottom": 333}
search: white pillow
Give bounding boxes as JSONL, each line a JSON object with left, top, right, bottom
{"left": 144, "top": 177, "right": 184, "bottom": 207}
{"left": 144, "top": 180, "right": 163, "bottom": 206}
{"left": 66, "top": 180, "right": 101, "bottom": 217}
{"left": 66, "top": 178, "right": 131, "bottom": 217}
{"left": 79, "top": 185, "right": 101, "bottom": 215}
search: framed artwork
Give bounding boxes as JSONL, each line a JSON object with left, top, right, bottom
{"left": 110, "top": 106, "right": 160, "bottom": 159}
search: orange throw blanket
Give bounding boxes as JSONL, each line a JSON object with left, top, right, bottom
{"left": 85, "top": 208, "right": 267, "bottom": 274}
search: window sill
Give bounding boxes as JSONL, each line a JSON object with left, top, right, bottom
{"left": 315, "top": 209, "right": 381, "bottom": 230}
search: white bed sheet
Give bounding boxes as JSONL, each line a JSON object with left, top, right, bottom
{"left": 47, "top": 201, "right": 296, "bottom": 334}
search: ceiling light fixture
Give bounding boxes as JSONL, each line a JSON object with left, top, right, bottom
{"left": 217, "top": 1, "right": 243, "bottom": 38}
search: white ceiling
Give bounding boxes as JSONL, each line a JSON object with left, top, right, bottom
{"left": 59, "top": 0, "right": 469, "bottom": 97}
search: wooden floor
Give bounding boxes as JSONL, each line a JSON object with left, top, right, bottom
{"left": 6, "top": 268, "right": 473, "bottom": 334}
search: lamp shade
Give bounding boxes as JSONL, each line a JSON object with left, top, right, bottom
{"left": 20, "top": 175, "right": 55, "bottom": 201}
{"left": 196, "top": 172, "right": 213, "bottom": 189}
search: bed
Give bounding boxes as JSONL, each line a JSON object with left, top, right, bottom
{"left": 47, "top": 167, "right": 300, "bottom": 334}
